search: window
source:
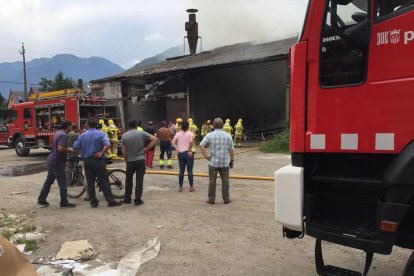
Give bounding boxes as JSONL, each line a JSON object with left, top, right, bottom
{"left": 320, "top": 0, "right": 370, "bottom": 87}
{"left": 24, "top": 108, "right": 31, "bottom": 119}
{"left": 36, "top": 106, "right": 50, "bottom": 130}
{"left": 10, "top": 110, "right": 17, "bottom": 121}
{"left": 50, "top": 105, "right": 65, "bottom": 130}
{"left": 376, "top": 0, "right": 414, "bottom": 19}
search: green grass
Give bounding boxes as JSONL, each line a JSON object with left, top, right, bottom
{"left": 0, "top": 228, "right": 13, "bottom": 240}
{"left": 15, "top": 237, "right": 39, "bottom": 251}
{"left": 259, "top": 128, "right": 290, "bottom": 153}
{"left": 0, "top": 214, "right": 15, "bottom": 228}
{"left": 16, "top": 225, "right": 36, "bottom": 234}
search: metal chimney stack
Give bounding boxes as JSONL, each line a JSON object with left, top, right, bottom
{"left": 77, "top": 79, "right": 83, "bottom": 89}
{"left": 185, "top": 9, "right": 199, "bottom": 55}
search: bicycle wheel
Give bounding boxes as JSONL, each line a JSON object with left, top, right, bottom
{"left": 108, "top": 169, "right": 126, "bottom": 198}
{"left": 67, "top": 169, "right": 86, "bottom": 198}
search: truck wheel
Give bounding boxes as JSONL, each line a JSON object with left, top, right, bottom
{"left": 403, "top": 251, "right": 414, "bottom": 276}
{"left": 15, "top": 137, "right": 30, "bottom": 156}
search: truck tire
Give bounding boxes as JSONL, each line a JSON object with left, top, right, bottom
{"left": 15, "top": 137, "right": 30, "bottom": 156}
{"left": 403, "top": 251, "right": 414, "bottom": 276}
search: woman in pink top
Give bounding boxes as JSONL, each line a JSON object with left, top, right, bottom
{"left": 172, "top": 121, "right": 195, "bottom": 192}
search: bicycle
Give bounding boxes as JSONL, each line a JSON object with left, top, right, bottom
{"left": 66, "top": 156, "right": 126, "bottom": 199}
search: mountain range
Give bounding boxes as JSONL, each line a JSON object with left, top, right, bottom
{"left": 0, "top": 46, "right": 182, "bottom": 101}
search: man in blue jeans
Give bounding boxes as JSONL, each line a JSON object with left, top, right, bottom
{"left": 38, "top": 120, "right": 76, "bottom": 208}
{"left": 73, "top": 118, "right": 122, "bottom": 208}
{"left": 121, "top": 119, "right": 158, "bottom": 205}
{"left": 200, "top": 118, "right": 235, "bottom": 204}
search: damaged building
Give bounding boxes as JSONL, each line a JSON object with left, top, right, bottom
{"left": 92, "top": 36, "right": 295, "bottom": 136}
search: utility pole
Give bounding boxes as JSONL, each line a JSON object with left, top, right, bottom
{"left": 19, "top": 42, "right": 27, "bottom": 101}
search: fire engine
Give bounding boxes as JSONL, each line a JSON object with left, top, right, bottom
{"left": 7, "top": 89, "right": 122, "bottom": 156}
{"left": 275, "top": 0, "right": 414, "bottom": 275}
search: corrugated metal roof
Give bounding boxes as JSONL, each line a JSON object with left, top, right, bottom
{"left": 95, "top": 37, "right": 296, "bottom": 82}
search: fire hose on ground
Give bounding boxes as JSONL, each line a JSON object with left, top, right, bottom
{"left": 145, "top": 170, "right": 274, "bottom": 181}
{"left": 113, "top": 147, "right": 274, "bottom": 181}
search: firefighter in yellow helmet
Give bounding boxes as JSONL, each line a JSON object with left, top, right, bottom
{"left": 234, "top": 118, "right": 244, "bottom": 147}
{"left": 223, "top": 119, "right": 233, "bottom": 136}
{"left": 188, "top": 118, "right": 198, "bottom": 151}
{"left": 201, "top": 120, "right": 212, "bottom": 138}
{"left": 175, "top": 118, "right": 183, "bottom": 133}
{"left": 188, "top": 118, "right": 198, "bottom": 137}
{"left": 208, "top": 119, "right": 214, "bottom": 132}
{"left": 99, "top": 119, "right": 112, "bottom": 156}
{"left": 98, "top": 119, "right": 108, "bottom": 135}
{"left": 107, "top": 119, "right": 119, "bottom": 158}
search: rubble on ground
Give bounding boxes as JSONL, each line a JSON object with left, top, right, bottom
{"left": 56, "top": 240, "right": 96, "bottom": 260}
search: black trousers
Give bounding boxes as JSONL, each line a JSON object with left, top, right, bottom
{"left": 125, "top": 159, "right": 146, "bottom": 201}
{"left": 84, "top": 157, "right": 115, "bottom": 204}
{"left": 159, "top": 140, "right": 172, "bottom": 160}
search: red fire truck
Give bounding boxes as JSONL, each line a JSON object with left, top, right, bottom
{"left": 7, "top": 89, "right": 122, "bottom": 156}
{"left": 275, "top": 0, "right": 414, "bottom": 275}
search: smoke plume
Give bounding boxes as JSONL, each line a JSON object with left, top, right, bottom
{"left": 191, "top": 0, "right": 307, "bottom": 50}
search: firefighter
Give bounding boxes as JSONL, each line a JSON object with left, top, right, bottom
{"left": 137, "top": 120, "right": 143, "bottom": 131}
{"left": 98, "top": 119, "right": 108, "bottom": 135}
{"left": 201, "top": 120, "right": 211, "bottom": 138}
{"left": 107, "top": 119, "right": 119, "bottom": 158}
{"left": 223, "top": 119, "right": 233, "bottom": 136}
{"left": 175, "top": 118, "right": 183, "bottom": 133}
{"left": 234, "top": 118, "right": 244, "bottom": 147}
{"left": 188, "top": 118, "right": 198, "bottom": 151}
{"left": 208, "top": 119, "right": 214, "bottom": 132}
{"left": 188, "top": 118, "right": 198, "bottom": 138}
{"left": 99, "top": 119, "right": 112, "bottom": 156}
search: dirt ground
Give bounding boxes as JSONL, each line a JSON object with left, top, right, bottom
{"left": 0, "top": 146, "right": 412, "bottom": 275}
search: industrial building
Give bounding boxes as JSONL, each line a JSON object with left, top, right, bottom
{"left": 92, "top": 9, "right": 295, "bottom": 135}
{"left": 92, "top": 37, "right": 295, "bottom": 135}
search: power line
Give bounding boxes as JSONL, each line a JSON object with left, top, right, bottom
{"left": 0, "top": 80, "right": 40, "bottom": 86}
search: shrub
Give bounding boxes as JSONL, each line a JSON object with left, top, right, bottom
{"left": 1, "top": 228, "right": 13, "bottom": 240}
{"left": 16, "top": 225, "right": 36, "bottom": 234}
{"left": 259, "top": 128, "right": 290, "bottom": 153}
{"left": 15, "top": 237, "right": 39, "bottom": 251}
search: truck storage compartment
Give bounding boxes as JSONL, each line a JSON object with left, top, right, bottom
{"left": 306, "top": 192, "right": 409, "bottom": 254}
{"left": 308, "top": 154, "right": 395, "bottom": 195}
{"left": 306, "top": 192, "right": 378, "bottom": 240}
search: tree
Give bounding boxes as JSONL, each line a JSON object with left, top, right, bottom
{"left": 39, "top": 78, "right": 54, "bottom": 92}
{"left": 38, "top": 71, "right": 75, "bottom": 91}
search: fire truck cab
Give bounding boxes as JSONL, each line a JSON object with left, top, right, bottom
{"left": 275, "top": 0, "right": 414, "bottom": 275}
{"left": 7, "top": 89, "right": 122, "bottom": 156}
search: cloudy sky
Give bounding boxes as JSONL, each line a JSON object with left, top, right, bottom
{"left": 0, "top": 0, "right": 308, "bottom": 69}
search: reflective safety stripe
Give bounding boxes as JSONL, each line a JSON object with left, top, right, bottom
{"left": 223, "top": 124, "right": 233, "bottom": 134}
{"left": 189, "top": 123, "right": 197, "bottom": 135}
{"left": 159, "top": 159, "right": 165, "bottom": 165}
{"left": 235, "top": 124, "right": 243, "bottom": 134}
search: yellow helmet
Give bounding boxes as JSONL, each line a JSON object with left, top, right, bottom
{"left": 225, "top": 119, "right": 231, "bottom": 124}
{"left": 108, "top": 119, "right": 114, "bottom": 125}
{"left": 98, "top": 119, "right": 104, "bottom": 124}
{"left": 207, "top": 120, "right": 211, "bottom": 124}
{"left": 176, "top": 117, "right": 182, "bottom": 123}
{"left": 238, "top": 118, "right": 243, "bottom": 123}
{"left": 187, "top": 118, "right": 193, "bottom": 123}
